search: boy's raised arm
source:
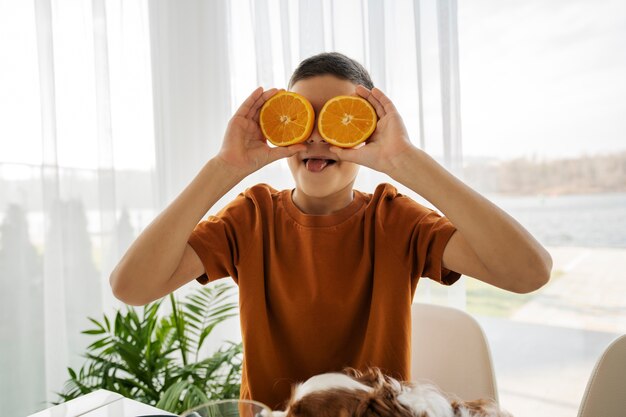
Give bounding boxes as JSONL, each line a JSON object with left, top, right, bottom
{"left": 110, "top": 157, "right": 241, "bottom": 305}
{"left": 330, "top": 85, "right": 552, "bottom": 293}
{"left": 390, "top": 149, "right": 552, "bottom": 293}
{"left": 110, "top": 87, "right": 306, "bottom": 305}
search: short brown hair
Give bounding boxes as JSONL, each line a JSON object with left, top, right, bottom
{"left": 288, "top": 52, "right": 375, "bottom": 90}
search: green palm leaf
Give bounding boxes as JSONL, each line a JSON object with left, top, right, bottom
{"left": 56, "top": 282, "right": 242, "bottom": 414}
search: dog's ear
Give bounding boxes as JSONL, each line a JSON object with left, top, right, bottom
{"left": 287, "top": 400, "right": 318, "bottom": 417}
{"left": 354, "top": 384, "right": 415, "bottom": 417}
{"left": 287, "top": 390, "right": 365, "bottom": 417}
{"left": 345, "top": 367, "right": 388, "bottom": 389}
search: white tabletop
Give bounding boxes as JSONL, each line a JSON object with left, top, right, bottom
{"left": 28, "top": 389, "right": 176, "bottom": 417}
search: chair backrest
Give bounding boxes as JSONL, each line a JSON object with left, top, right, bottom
{"left": 577, "top": 334, "right": 626, "bottom": 417}
{"left": 411, "top": 302, "right": 499, "bottom": 402}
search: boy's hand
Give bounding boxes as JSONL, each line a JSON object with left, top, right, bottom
{"left": 217, "top": 87, "right": 307, "bottom": 177}
{"left": 328, "top": 85, "right": 417, "bottom": 176}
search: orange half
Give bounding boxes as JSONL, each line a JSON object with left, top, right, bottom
{"left": 259, "top": 91, "right": 315, "bottom": 146}
{"left": 317, "top": 95, "right": 377, "bottom": 148}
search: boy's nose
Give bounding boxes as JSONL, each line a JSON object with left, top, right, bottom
{"left": 306, "top": 125, "right": 327, "bottom": 144}
{"left": 306, "top": 135, "right": 327, "bottom": 144}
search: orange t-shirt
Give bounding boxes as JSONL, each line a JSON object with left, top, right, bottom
{"left": 187, "top": 183, "right": 460, "bottom": 410}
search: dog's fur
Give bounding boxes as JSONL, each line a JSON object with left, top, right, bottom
{"left": 271, "top": 368, "right": 513, "bottom": 417}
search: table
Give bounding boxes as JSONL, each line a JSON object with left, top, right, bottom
{"left": 27, "top": 389, "right": 176, "bottom": 417}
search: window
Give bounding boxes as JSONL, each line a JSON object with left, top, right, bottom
{"left": 456, "top": 1, "right": 626, "bottom": 415}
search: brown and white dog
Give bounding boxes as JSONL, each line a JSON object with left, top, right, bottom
{"left": 271, "top": 368, "right": 513, "bottom": 417}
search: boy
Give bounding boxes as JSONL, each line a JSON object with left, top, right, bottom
{"left": 110, "top": 52, "right": 552, "bottom": 410}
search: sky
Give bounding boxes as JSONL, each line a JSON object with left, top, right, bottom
{"left": 457, "top": 0, "right": 626, "bottom": 160}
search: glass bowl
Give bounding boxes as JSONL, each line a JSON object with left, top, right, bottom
{"left": 180, "top": 399, "right": 273, "bottom": 417}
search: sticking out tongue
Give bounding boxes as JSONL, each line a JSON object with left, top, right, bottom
{"left": 306, "top": 159, "right": 330, "bottom": 172}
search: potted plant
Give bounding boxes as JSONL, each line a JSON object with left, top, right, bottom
{"left": 57, "top": 282, "right": 242, "bottom": 414}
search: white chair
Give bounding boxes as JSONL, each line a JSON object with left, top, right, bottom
{"left": 411, "top": 302, "right": 499, "bottom": 402}
{"left": 577, "top": 334, "right": 626, "bottom": 417}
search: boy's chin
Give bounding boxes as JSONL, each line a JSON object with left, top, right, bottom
{"left": 296, "top": 184, "right": 335, "bottom": 199}
{"left": 296, "top": 178, "right": 356, "bottom": 200}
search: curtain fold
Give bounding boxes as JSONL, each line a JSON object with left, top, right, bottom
{"left": 0, "top": 0, "right": 463, "bottom": 414}
{"left": 437, "top": 0, "right": 463, "bottom": 176}
{"left": 252, "top": 0, "right": 275, "bottom": 88}
{"left": 33, "top": 0, "right": 69, "bottom": 406}
{"left": 367, "top": 0, "right": 387, "bottom": 91}
{"left": 278, "top": 0, "right": 294, "bottom": 81}
{"left": 148, "top": 0, "right": 233, "bottom": 206}
{"left": 298, "top": 0, "right": 326, "bottom": 59}
{"left": 413, "top": 0, "right": 427, "bottom": 150}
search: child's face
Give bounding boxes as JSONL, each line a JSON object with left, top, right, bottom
{"left": 287, "top": 74, "right": 360, "bottom": 199}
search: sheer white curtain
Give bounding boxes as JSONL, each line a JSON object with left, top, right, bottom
{"left": 0, "top": 0, "right": 462, "bottom": 414}
{"left": 0, "top": 1, "right": 155, "bottom": 415}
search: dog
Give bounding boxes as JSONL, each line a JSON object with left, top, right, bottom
{"left": 271, "top": 367, "right": 513, "bottom": 417}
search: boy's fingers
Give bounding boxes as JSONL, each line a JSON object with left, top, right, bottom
{"left": 328, "top": 146, "right": 361, "bottom": 164}
{"left": 356, "top": 85, "right": 385, "bottom": 117}
{"left": 248, "top": 88, "right": 281, "bottom": 120}
{"left": 250, "top": 88, "right": 284, "bottom": 122}
{"left": 234, "top": 86, "right": 264, "bottom": 118}
{"left": 267, "top": 143, "right": 307, "bottom": 163}
{"left": 371, "top": 87, "right": 398, "bottom": 115}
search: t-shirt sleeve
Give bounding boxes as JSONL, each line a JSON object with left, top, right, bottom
{"left": 187, "top": 192, "right": 254, "bottom": 285}
{"left": 381, "top": 186, "right": 461, "bottom": 286}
